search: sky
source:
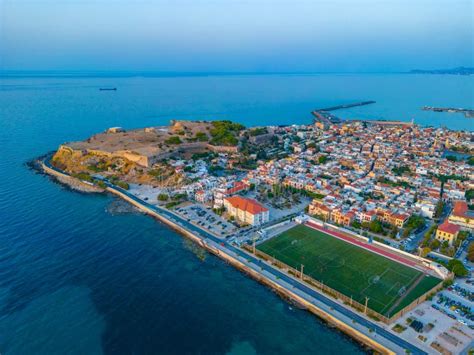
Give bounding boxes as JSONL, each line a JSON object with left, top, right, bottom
{"left": 0, "top": 0, "right": 473, "bottom": 73}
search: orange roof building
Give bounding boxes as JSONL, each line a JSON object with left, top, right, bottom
{"left": 449, "top": 201, "right": 474, "bottom": 231}
{"left": 436, "top": 220, "right": 461, "bottom": 246}
{"left": 223, "top": 196, "right": 269, "bottom": 226}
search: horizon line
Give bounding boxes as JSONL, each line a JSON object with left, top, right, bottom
{"left": 0, "top": 69, "right": 412, "bottom": 78}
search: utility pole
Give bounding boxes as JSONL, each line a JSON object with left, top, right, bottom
{"left": 364, "top": 296, "right": 370, "bottom": 315}
{"left": 300, "top": 264, "right": 304, "bottom": 279}
{"left": 350, "top": 295, "right": 353, "bottom": 307}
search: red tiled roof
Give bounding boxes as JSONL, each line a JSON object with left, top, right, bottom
{"left": 224, "top": 196, "right": 268, "bottom": 215}
{"left": 438, "top": 220, "right": 460, "bottom": 235}
{"left": 453, "top": 201, "right": 469, "bottom": 218}
{"left": 226, "top": 181, "right": 247, "bottom": 195}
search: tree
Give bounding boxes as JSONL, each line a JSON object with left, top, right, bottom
{"left": 467, "top": 242, "right": 474, "bottom": 262}
{"left": 420, "top": 247, "right": 431, "bottom": 257}
{"left": 466, "top": 189, "right": 474, "bottom": 201}
{"left": 165, "top": 136, "right": 182, "bottom": 145}
{"left": 369, "top": 220, "right": 383, "bottom": 234}
{"left": 157, "top": 193, "right": 169, "bottom": 201}
{"left": 446, "top": 155, "right": 457, "bottom": 162}
{"left": 195, "top": 132, "right": 208, "bottom": 142}
{"left": 430, "top": 239, "right": 440, "bottom": 250}
{"left": 447, "top": 259, "right": 468, "bottom": 277}
{"left": 434, "top": 200, "right": 444, "bottom": 219}
{"left": 318, "top": 155, "right": 328, "bottom": 164}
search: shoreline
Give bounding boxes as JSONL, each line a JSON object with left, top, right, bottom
{"left": 39, "top": 158, "right": 428, "bottom": 355}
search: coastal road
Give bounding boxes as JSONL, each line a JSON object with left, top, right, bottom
{"left": 44, "top": 160, "right": 428, "bottom": 354}
{"left": 107, "top": 185, "right": 428, "bottom": 354}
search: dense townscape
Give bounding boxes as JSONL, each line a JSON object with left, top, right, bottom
{"left": 50, "top": 118, "right": 474, "bottom": 354}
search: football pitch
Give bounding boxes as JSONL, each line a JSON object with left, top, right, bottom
{"left": 257, "top": 224, "right": 442, "bottom": 317}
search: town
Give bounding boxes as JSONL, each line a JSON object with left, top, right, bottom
{"left": 49, "top": 118, "right": 474, "bottom": 354}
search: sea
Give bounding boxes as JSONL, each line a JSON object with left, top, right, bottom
{"left": 0, "top": 73, "right": 472, "bottom": 355}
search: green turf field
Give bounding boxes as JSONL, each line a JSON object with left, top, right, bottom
{"left": 257, "top": 224, "right": 442, "bottom": 317}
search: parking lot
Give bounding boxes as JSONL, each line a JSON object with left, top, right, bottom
{"left": 394, "top": 301, "right": 474, "bottom": 354}
{"left": 431, "top": 280, "right": 474, "bottom": 327}
{"left": 175, "top": 204, "right": 237, "bottom": 238}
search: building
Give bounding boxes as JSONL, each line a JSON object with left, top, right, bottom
{"left": 436, "top": 220, "right": 461, "bottom": 246}
{"left": 330, "top": 209, "right": 355, "bottom": 226}
{"left": 223, "top": 196, "right": 269, "bottom": 226}
{"left": 448, "top": 201, "right": 474, "bottom": 231}
{"left": 308, "top": 199, "right": 331, "bottom": 220}
{"left": 195, "top": 190, "right": 212, "bottom": 204}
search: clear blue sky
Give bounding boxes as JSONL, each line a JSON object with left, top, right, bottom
{"left": 1, "top": 0, "right": 472, "bottom": 72}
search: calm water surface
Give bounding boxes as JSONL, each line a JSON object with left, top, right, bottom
{"left": 0, "top": 74, "right": 472, "bottom": 354}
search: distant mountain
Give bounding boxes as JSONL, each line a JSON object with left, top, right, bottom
{"left": 409, "top": 66, "right": 474, "bottom": 75}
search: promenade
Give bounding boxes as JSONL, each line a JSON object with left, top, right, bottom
{"left": 43, "top": 159, "right": 429, "bottom": 355}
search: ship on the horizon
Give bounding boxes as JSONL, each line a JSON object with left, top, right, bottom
{"left": 99, "top": 87, "right": 117, "bottom": 91}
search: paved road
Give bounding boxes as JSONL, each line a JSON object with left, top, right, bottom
{"left": 44, "top": 160, "right": 427, "bottom": 354}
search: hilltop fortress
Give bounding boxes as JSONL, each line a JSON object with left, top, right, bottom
{"left": 56, "top": 120, "right": 239, "bottom": 169}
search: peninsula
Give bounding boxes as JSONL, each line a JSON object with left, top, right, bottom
{"left": 43, "top": 118, "right": 474, "bottom": 354}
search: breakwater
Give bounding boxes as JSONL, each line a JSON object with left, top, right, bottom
{"left": 422, "top": 106, "right": 474, "bottom": 118}
{"left": 314, "top": 101, "right": 376, "bottom": 112}
{"left": 312, "top": 101, "right": 376, "bottom": 125}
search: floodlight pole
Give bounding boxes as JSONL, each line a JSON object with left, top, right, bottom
{"left": 364, "top": 296, "right": 370, "bottom": 315}
{"left": 300, "top": 264, "right": 304, "bottom": 279}
{"left": 252, "top": 238, "right": 256, "bottom": 254}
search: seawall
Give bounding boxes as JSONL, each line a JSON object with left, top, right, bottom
{"left": 41, "top": 161, "right": 397, "bottom": 354}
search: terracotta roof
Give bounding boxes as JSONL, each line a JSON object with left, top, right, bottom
{"left": 224, "top": 196, "right": 268, "bottom": 215}
{"left": 438, "top": 220, "right": 460, "bottom": 235}
{"left": 226, "top": 181, "right": 247, "bottom": 195}
{"left": 452, "top": 201, "right": 471, "bottom": 218}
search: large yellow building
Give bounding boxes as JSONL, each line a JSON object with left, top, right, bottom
{"left": 436, "top": 220, "right": 460, "bottom": 246}
{"left": 448, "top": 201, "right": 474, "bottom": 231}
{"left": 224, "top": 196, "right": 269, "bottom": 226}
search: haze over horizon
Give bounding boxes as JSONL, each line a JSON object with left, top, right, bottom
{"left": 1, "top": 0, "right": 473, "bottom": 73}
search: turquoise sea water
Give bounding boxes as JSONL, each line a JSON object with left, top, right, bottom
{"left": 0, "top": 74, "right": 472, "bottom": 354}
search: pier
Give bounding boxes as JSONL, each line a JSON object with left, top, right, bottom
{"left": 422, "top": 106, "right": 474, "bottom": 118}
{"left": 311, "top": 101, "right": 376, "bottom": 126}
{"left": 314, "top": 101, "right": 376, "bottom": 112}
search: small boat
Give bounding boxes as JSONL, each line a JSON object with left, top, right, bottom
{"left": 99, "top": 88, "right": 117, "bottom": 91}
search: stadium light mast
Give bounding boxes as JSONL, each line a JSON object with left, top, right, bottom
{"left": 300, "top": 264, "right": 304, "bottom": 279}
{"left": 364, "top": 296, "right": 370, "bottom": 315}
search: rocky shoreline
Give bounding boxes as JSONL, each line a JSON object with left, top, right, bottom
{"left": 28, "top": 154, "right": 104, "bottom": 194}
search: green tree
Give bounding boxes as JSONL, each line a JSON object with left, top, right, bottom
{"left": 195, "top": 132, "right": 208, "bottom": 142}
{"left": 157, "top": 193, "right": 169, "bottom": 201}
{"left": 434, "top": 200, "right": 445, "bottom": 219}
{"left": 467, "top": 242, "right": 474, "bottom": 262}
{"left": 430, "top": 239, "right": 440, "bottom": 250}
{"left": 447, "top": 259, "right": 468, "bottom": 277}
{"left": 466, "top": 189, "right": 474, "bottom": 201}
{"left": 369, "top": 220, "right": 383, "bottom": 234}
{"left": 318, "top": 155, "right": 328, "bottom": 164}
{"left": 165, "top": 136, "right": 182, "bottom": 145}
{"left": 420, "top": 247, "right": 431, "bottom": 257}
